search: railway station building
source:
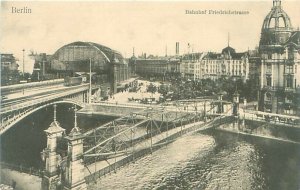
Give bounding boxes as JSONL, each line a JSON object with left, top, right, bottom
{"left": 49, "top": 41, "right": 130, "bottom": 95}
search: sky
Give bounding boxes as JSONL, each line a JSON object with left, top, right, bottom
{"left": 1, "top": 0, "right": 300, "bottom": 73}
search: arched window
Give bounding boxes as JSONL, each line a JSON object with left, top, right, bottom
{"left": 269, "top": 18, "right": 276, "bottom": 28}
{"left": 266, "top": 92, "right": 272, "bottom": 101}
{"left": 278, "top": 17, "right": 286, "bottom": 27}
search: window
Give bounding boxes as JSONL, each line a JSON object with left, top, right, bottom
{"left": 285, "top": 95, "right": 293, "bottom": 103}
{"left": 267, "top": 64, "right": 272, "bottom": 73}
{"left": 288, "top": 47, "right": 294, "bottom": 59}
{"left": 266, "top": 93, "right": 272, "bottom": 101}
{"left": 269, "top": 18, "right": 276, "bottom": 28}
{"left": 278, "top": 17, "right": 286, "bottom": 28}
{"left": 286, "top": 76, "right": 293, "bottom": 88}
{"left": 285, "top": 65, "right": 293, "bottom": 74}
{"left": 268, "top": 53, "right": 272, "bottom": 59}
{"left": 266, "top": 76, "right": 272, "bottom": 86}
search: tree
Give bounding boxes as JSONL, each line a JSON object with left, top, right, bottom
{"left": 147, "top": 83, "right": 157, "bottom": 93}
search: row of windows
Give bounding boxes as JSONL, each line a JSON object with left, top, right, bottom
{"left": 265, "top": 76, "right": 296, "bottom": 88}
{"left": 265, "top": 65, "right": 297, "bottom": 74}
{"left": 204, "top": 60, "right": 244, "bottom": 64}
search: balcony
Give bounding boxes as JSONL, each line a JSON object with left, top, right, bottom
{"left": 284, "top": 72, "right": 294, "bottom": 76}
{"left": 285, "top": 59, "right": 296, "bottom": 64}
{"left": 262, "top": 86, "right": 284, "bottom": 91}
{"left": 263, "top": 59, "right": 285, "bottom": 64}
{"left": 284, "top": 87, "right": 296, "bottom": 93}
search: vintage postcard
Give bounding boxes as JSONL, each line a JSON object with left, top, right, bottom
{"left": 1, "top": 0, "right": 300, "bottom": 189}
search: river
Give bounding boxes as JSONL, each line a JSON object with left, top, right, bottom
{"left": 89, "top": 130, "right": 300, "bottom": 190}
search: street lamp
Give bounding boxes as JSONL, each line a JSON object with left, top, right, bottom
{"left": 89, "top": 58, "right": 92, "bottom": 104}
{"left": 22, "top": 49, "right": 25, "bottom": 95}
{"left": 22, "top": 49, "right": 25, "bottom": 79}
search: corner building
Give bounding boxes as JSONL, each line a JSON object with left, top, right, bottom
{"left": 258, "top": 0, "right": 300, "bottom": 115}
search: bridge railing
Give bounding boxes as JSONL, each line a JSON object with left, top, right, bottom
{"left": 242, "top": 110, "right": 300, "bottom": 126}
{"left": 1, "top": 79, "right": 64, "bottom": 94}
{"left": 0, "top": 86, "right": 88, "bottom": 135}
{"left": 0, "top": 162, "right": 43, "bottom": 177}
{"left": 91, "top": 101, "right": 217, "bottom": 114}
{"left": 92, "top": 101, "right": 155, "bottom": 109}
{"left": 1, "top": 85, "right": 88, "bottom": 114}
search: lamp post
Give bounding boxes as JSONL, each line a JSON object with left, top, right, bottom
{"left": 22, "top": 49, "right": 25, "bottom": 95}
{"left": 89, "top": 58, "right": 92, "bottom": 104}
{"left": 22, "top": 49, "right": 25, "bottom": 79}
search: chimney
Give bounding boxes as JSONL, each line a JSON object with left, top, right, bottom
{"left": 176, "top": 42, "right": 179, "bottom": 56}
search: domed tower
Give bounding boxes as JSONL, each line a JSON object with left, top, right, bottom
{"left": 259, "top": 0, "right": 293, "bottom": 53}
{"left": 257, "top": 0, "right": 300, "bottom": 115}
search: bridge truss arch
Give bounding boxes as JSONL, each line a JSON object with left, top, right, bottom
{"left": 0, "top": 99, "right": 85, "bottom": 136}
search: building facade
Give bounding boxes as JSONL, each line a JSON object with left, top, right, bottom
{"left": 180, "top": 53, "right": 205, "bottom": 80}
{"left": 257, "top": 0, "right": 300, "bottom": 115}
{"left": 134, "top": 57, "right": 180, "bottom": 80}
{"left": 201, "top": 47, "right": 249, "bottom": 82}
{"left": 180, "top": 48, "right": 249, "bottom": 82}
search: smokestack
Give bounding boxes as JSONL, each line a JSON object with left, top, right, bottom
{"left": 176, "top": 42, "right": 179, "bottom": 56}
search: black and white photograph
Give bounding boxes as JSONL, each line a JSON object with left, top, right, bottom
{"left": 0, "top": 0, "right": 300, "bottom": 189}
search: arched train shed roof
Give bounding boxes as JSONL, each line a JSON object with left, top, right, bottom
{"left": 52, "top": 41, "right": 125, "bottom": 64}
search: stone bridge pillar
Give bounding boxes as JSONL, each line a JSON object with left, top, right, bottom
{"left": 63, "top": 107, "right": 87, "bottom": 190}
{"left": 41, "top": 105, "right": 65, "bottom": 190}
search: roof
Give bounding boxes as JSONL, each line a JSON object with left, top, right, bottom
{"left": 89, "top": 42, "right": 125, "bottom": 64}
{"left": 261, "top": 2, "right": 292, "bottom": 30}
{"left": 222, "top": 46, "right": 236, "bottom": 55}
{"left": 203, "top": 49, "right": 247, "bottom": 60}
{"left": 232, "top": 52, "right": 247, "bottom": 59}
{"left": 44, "top": 121, "right": 65, "bottom": 134}
{"left": 285, "top": 31, "right": 300, "bottom": 47}
{"left": 53, "top": 41, "right": 125, "bottom": 64}
{"left": 182, "top": 52, "right": 206, "bottom": 60}
{"left": 203, "top": 52, "right": 221, "bottom": 59}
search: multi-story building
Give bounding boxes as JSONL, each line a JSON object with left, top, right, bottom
{"left": 179, "top": 47, "right": 249, "bottom": 82}
{"left": 257, "top": 0, "right": 300, "bottom": 115}
{"left": 248, "top": 49, "right": 261, "bottom": 81}
{"left": 180, "top": 53, "right": 205, "bottom": 80}
{"left": 0, "top": 53, "right": 19, "bottom": 85}
{"left": 201, "top": 47, "right": 249, "bottom": 82}
{"left": 134, "top": 57, "right": 180, "bottom": 80}
{"left": 135, "top": 46, "right": 250, "bottom": 82}
{"left": 135, "top": 58, "right": 168, "bottom": 77}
